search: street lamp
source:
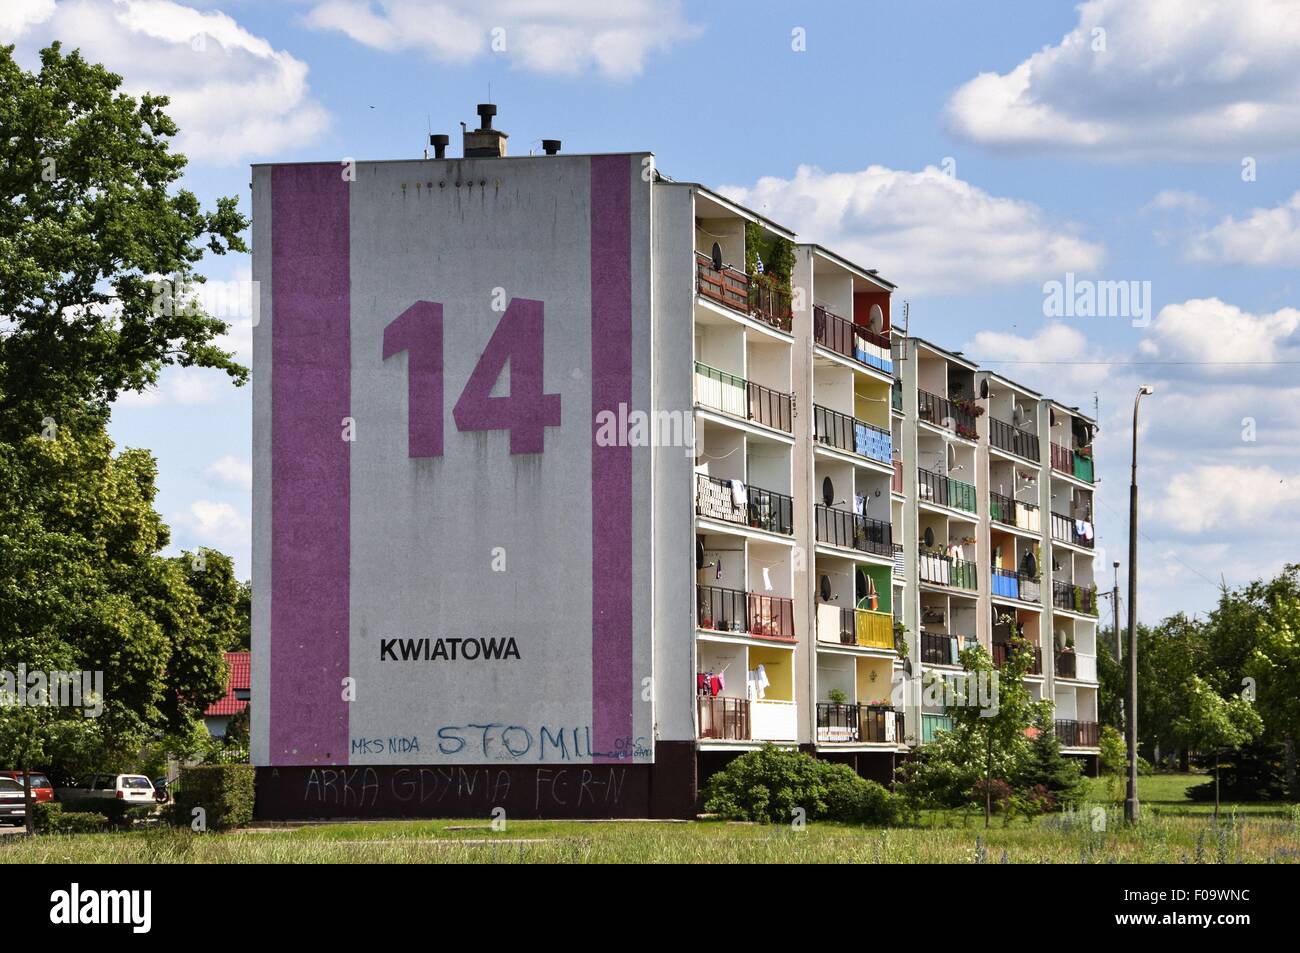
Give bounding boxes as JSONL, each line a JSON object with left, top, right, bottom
{"left": 1126, "top": 385, "right": 1154, "bottom": 825}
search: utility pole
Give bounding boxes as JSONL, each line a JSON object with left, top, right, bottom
{"left": 1126, "top": 385, "right": 1154, "bottom": 825}
{"left": 1112, "top": 561, "right": 1121, "bottom": 661}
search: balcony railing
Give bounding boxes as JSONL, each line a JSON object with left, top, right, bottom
{"left": 891, "top": 380, "right": 903, "bottom": 413}
{"left": 698, "top": 695, "right": 750, "bottom": 741}
{"left": 1050, "top": 511, "right": 1095, "bottom": 549}
{"left": 1054, "top": 719, "right": 1099, "bottom": 747}
{"left": 695, "top": 252, "right": 749, "bottom": 313}
{"left": 917, "top": 389, "right": 978, "bottom": 440}
{"left": 918, "top": 553, "right": 979, "bottom": 590}
{"left": 1050, "top": 442, "right": 1094, "bottom": 482}
{"left": 816, "top": 702, "right": 860, "bottom": 742}
{"left": 1052, "top": 580, "right": 1098, "bottom": 615}
{"left": 992, "top": 641, "right": 1043, "bottom": 674}
{"left": 812, "top": 305, "right": 891, "bottom": 372}
{"left": 814, "top": 504, "right": 892, "bottom": 557}
{"left": 921, "top": 712, "right": 954, "bottom": 743}
{"left": 921, "top": 631, "right": 959, "bottom": 666}
{"left": 749, "top": 279, "right": 793, "bottom": 332}
{"left": 860, "top": 705, "right": 905, "bottom": 744}
{"left": 892, "top": 543, "right": 906, "bottom": 579}
{"left": 917, "top": 467, "right": 977, "bottom": 513}
{"left": 990, "top": 493, "right": 1041, "bottom": 532}
{"left": 694, "top": 474, "right": 793, "bottom": 536}
{"left": 991, "top": 567, "right": 1041, "bottom": 603}
{"left": 989, "top": 417, "right": 1040, "bottom": 462}
{"left": 696, "top": 585, "right": 796, "bottom": 642}
{"left": 813, "top": 404, "right": 892, "bottom": 465}
{"left": 1055, "top": 650, "right": 1077, "bottom": 679}
{"left": 693, "top": 362, "right": 793, "bottom": 433}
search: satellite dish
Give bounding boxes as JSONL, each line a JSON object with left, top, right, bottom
{"left": 1012, "top": 405, "right": 1026, "bottom": 428}
{"left": 979, "top": 379, "right": 990, "bottom": 399}
{"left": 868, "top": 304, "right": 884, "bottom": 334}
{"left": 822, "top": 477, "right": 834, "bottom": 507}
{"left": 819, "top": 574, "right": 832, "bottom": 602}
{"left": 923, "top": 526, "right": 935, "bottom": 548}
{"left": 946, "top": 443, "right": 957, "bottom": 470}
{"left": 856, "top": 568, "right": 868, "bottom": 601}
{"left": 696, "top": 538, "right": 705, "bottom": 570}
{"left": 902, "top": 657, "right": 913, "bottom": 677}
{"left": 710, "top": 242, "right": 723, "bottom": 271}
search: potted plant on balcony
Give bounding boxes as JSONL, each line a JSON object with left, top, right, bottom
{"left": 827, "top": 687, "right": 849, "bottom": 705}
{"left": 893, "top": 620, "right": 910, "bottom": 658}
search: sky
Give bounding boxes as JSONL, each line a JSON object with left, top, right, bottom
{"left": 5, "top": 0, "right": 1299, "bottom": 623}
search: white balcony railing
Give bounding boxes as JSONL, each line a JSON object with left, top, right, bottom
{"left": 751, "top": 699, "right": 797, "bottom": 741}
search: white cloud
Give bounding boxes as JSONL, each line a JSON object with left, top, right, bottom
{"left": 174, "top": 499, "right": 250, "bottom": 548}
{"left": 946, "top": 0, "right": 1300, "bottom": 157}
{"left": 113, "top": 367, "right": 228, "bottom": 407}
{"left": 1144, "top": 190, "right": 1210, "bottom": 214}
{"left": 1187, "top": 191, "right": 1300, "bottom": 266}
{"left": 303, "top": 0, "right": 701, "bottom": 79}
{"left": 718, "top": 164, "right": 1104, "bottom": 295}
{"left": 1147, "top": 464, "right": 1300, "bottom": 533}
{"left": 1137, "top": 297, "right": 1300, "bottom": 368}
{"left": 17, "top": 0, "right": 329, "bottom": 164}
{"left": 207, "top": 454, "right": 252, "bottom": 490}
{"left": 962, "top": 322, "right": 1112, "bottom": 390}
{"left": 0, "top": 0, "right": 55, "bottom": 41}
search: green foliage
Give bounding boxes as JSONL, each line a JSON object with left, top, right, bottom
{"left": 172, "top": 764, "right": 255, "bottom": 831}
{"left": 0, "top": 42, "right": 248, "bottom": 435}
{"left": 701, "top": 745, "right": 898, "bottom": 825}
{"left": 1015, "top": 712, "right": 1087, "bottom": 809}
{"left": 1173, "top": 675, "right": 1262, "bottom": 756}
{"left": 1095, "top": 636, "right": 1125, "bottom": 730}
{"left": 34, "top": 801, "right": 109, "bottom": 833}
{"left": 743, "top": 221, "right": 795, "bottom": 286}
{"left": 1098, "top": 724, "right": 1126, "bottom": 776}
{"left": 1187, "top": 741, "right": 1289, "bottom": 802}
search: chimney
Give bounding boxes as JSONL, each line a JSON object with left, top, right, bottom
{"left": 429, "top": 134, "right": 449, "bottom": 159}
{"left": 463, "top": 103, "right": 508, "bottom": 158}
{"left": 541, "top": 139, "right": 561, "bottom": 156}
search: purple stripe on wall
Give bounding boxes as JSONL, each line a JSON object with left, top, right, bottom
{"left": 590, "top": 155, "right": 634, "bottom": 762}
{"left": 270, "top": 164, "right": 351, "bottom": 764}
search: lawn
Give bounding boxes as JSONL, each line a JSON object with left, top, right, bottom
{"left": 3, "top": 774, "right": 1296, "bottom": 864}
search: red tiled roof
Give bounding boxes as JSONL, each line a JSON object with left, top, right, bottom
{"left": 205, "top": 651, "right": 250, "bottom": 717}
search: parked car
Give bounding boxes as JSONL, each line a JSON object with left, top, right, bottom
{"left": 0, "top": 770, "right": 54, "bottom": 803}
{"left": 0, "top": 777, "right": 26, "bottom": 825}
{"left": 59, "top": 774, "right": 156, "bottom": 805}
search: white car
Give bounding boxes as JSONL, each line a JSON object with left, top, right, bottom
{"left": 60, "top": 774, "right": 156, "bottom": 805}
{"left": 0, "top": 777, "right": 26, "bottom": 825}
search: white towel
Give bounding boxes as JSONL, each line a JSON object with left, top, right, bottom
{"left": 729, "top": 479, "right": 747, "bottom": 507}
{"left": 762, "top": 566, "right": 773, "bottom": 591}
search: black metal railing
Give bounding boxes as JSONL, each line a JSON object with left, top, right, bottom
{"left": 817, "top": 702, "right": 860, "bottom": 742}
{"left": 917, "top": 389, "right": 978, "bottom": 439}
{"left": 747, "top": 379, "right": 793, "bottom": 432}
{"left": 812, "top": 404, "right": 893, "bottom": 464}
{"left": 749, "top": 278, "right": 793, "bottom": 332}
{"left": 992, "top": 642, "right": 1042, "bottom": 674}
{"left": 918, "top": 553, "right": 979, "bottom": 590}
{"left": 860, "top": 705, "right": 903, "bottom": 744}
{"left": 917, "top": 467, "right": 978, "bottom": 513}
{"left": 989, "top": 491, "right": 1016, "bottom": 526}
{"left": 694, "top": 474, "right": 793, "bottom": 535}
{"left": 1054, "top": 719, "right": 1098, "bottom": 747}
{"left": 991, "top": 567, "right": 1040, "bottom": 603}
{"left": 814, "top": 505, "right": 892, "bottom": 556}
{"left": 921, "top": 632, "right": 955, "bottom": 665}
{"left": 696, "top": 585, "right": 796, "bottom": 641}
{"left": 1055, "top": 651, "right": 1078, "bottom": 679}
{"left": 693, "top": 362, "right": 793, "bottom": 433}
{"left": 989, "top": 417, "right": 1040, "bottom": 462}
{"left": 1050, "top": 511, "right": 1094, "bottom": 549}
{"left": 698, "top": 695, "right": 750, "bottom": 740}
{"left": 1052, "top": 580, "right": 1098, "bottom": 614}
{"left": 812, "top": 304, "right": 890, "bottom": 365}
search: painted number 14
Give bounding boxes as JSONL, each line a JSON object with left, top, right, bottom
{"left": 382, "top": 298, "right": 561, "bottom": 456}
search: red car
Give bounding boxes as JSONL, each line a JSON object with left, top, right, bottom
{"left": 0, "top": 770, "right": 54, "bottom": 802}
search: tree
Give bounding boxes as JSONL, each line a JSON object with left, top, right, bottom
{"left": 1173, "top": 676, "right": 1263, "bottom": 821}
{"left": 0, "top": 42, "right": 247, "bottom": 439}
{"left": 1095, "top": 636, "right": 1124, "bottom": 730}
{"left": 1016, "top": 709, "right": 1087, "bottom": 809}
{"left": 178, "top": 549, "right": 250, "bottom": 651}
{"left": 1245, "top": 588, "right": 1300, "bottom": 799}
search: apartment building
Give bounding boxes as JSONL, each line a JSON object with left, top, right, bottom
{"left": 252, "top": 108, "right": 1099, "bottom": 819}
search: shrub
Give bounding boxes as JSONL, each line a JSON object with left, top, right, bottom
{"left": 1098, "top": 725, "right": 1126, "bottom": 776}
{"left": 171, "top": 764, "right": 255, "bottom": 830}
{"left": 1188, "top": 741, "right": 1289, "bottom": 802}
{"left": 971, "top": 777, "right": 1014, "bottom": 813}
{"left": 702, "top": 745, "right": 898, "bottom": 825}
{"left": 34, "top": 802, "right": 109, "bottom": 834}
{"left": 1016, "top": 713, "right": 1087, "bottom": 809}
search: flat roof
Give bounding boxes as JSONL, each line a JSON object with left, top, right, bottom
{"left": 681, "top": 182, "right": 798, "bottom": 240}
{"left": 805, "top": 244, "right": 897, "bottom": 291}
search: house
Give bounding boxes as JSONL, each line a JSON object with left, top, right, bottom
{"left": 204, "top": 651, "right": 250, "bottom": 738}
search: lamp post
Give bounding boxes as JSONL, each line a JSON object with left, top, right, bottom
{"left": 1126, "top": 385, "right": 1154, "bottom": 825}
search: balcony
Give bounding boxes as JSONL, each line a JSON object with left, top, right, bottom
{"left": 1052, "top": 580, "right": 1098, "bottom": 615}
{"left": 812, "top": 305, "right": 891, "bottom": 373}
{"left": 1055, "top": 650, "right": 1077, "bottom": 679}
{"left": 992, "top": 641, "right": 1043, "bottom": 675}
{"left": 814, "top": 504, "right": 892, "bottom": 557}
{"left": 921, "top": 631, "right": 961, "bottom": 666}
{"left": 696, "top": 585, "right": 796, "bottom": 642}
{"left": 991, "top": 568, "right": 1041, "bottom": 603}
{"left": 813, "top": 404, "right": 892, "bottom": 466}
{"left": 916, "top": 467, "right": 977, "bottom": 514}
{"left": 1054, "top": 719, "right": 1099, "bottom": 748}
{"left": 990, "top": 493, "right": 1041, "bottom": 533}
{"left": 818, "top": 604, "right": 896, "bottom": 651}
{"left": 694, "top": 362, "right": 793, "bottom": 433}
{"left": 921, "top": 712, "right": 954, "bottom": 743}
{"left": 816, "top": 703, "right": 903, "bottom": 744}
{"left": 1050, "top": 442, "right": 1094, "bottom": 483}
{"left": 695, "top": 252, "right": 792, "bottom": 333}
{"left": 917, "top": 389, "right": 978, "bottom": 440}
{"left": 891, "top": 380, "right": 903, "bottom": 414}
{"left": 892, "top": 459, "right": 903, "bottom": 493}
{"left": 695, "top": 474, "right": 793, "bottom": 536}
{"left": 989, "top": 417, "right": 1040, "bottom": 462}
{"left": 918, "top": 553, "right": 979, "bottom": 591}
{"left": 892, "top": 543, "right": 906, "bottom": 580}
{"left": 698, "top": 695, "right": 750, "bottom": 741}
{"left": 1050, "top": 510, "right": 1094, "bottom": 549}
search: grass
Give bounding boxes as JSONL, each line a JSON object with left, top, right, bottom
{"left": 2, "top": 773, "right": 1296, "bottom": 864}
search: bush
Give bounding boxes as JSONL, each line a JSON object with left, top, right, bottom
{"left": 33, "top": 802, "right": 109, "bottom": 834}
{"left": 701, "top": 745, "right": 898, "bottom": 825}
{"left": 1188, "top": 741, "right": 1290, "bottom": 802}
{"left": 1098, "top": 725, "right": 1126, "bottom": 775}
{"left": 971, "top": 778, "right": 1014, "bottom": 813}
{"left": 171, "top": 763, "right": 255, "bottom": 830}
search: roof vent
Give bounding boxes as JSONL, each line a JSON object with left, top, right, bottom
{"left": 429, "top": 134, "right": 449, "bottom": 159}
{"left": 463, "top": 103, "right": 508, "bottom": 158}
{"left": 542, "top": 139, "right": 561, "bottom": 155}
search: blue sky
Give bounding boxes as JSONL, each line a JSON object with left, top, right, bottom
{"left": 7, "top": 0, "right": 1299, "bottom": 622}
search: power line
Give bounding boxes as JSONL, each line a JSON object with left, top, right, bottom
{"left": 970, "top": 359, "right": 1300, "bottom": 366}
